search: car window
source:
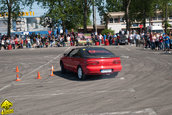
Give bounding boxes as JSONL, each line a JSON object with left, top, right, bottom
{"left": 68, "top": 49, "right": 79, "bottom": 57}
{"left": 87, "top": 49, "right": 114, "bottom": 56}
{"left": 72, "top": 50, "right": 82, "bottom": 58}
{"left": 80, "top": 48, "right": 115, "bottom": 58}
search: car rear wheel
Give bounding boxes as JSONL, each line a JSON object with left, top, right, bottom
{"left": 60, "top": 61, "right": 66, "bottom": 74}
{"left": 77, "top": 66, "right": 86, "bottom": 80}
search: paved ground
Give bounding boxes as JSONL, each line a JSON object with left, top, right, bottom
{"left": 0, "top": 45, "right": 172, "bottom": 115}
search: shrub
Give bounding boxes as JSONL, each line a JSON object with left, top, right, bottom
{"left": 101, "top": 29, "right": 114, "bottom": 35}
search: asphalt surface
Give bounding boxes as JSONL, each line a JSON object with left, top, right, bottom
{"left": 0, "top": 45, "right": 172, "bottom": 115}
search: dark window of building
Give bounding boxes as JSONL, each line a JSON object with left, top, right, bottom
{"left": 114, "top": 18, "right": 118, "bottom": 23}
{"left": 152, "top": 17, "right": 157, "bottom": 20}
{"left": 109, "top": 18, "right": 113, "bottom": 23}
{"left": 133, "top": 24, "right": 138, "bottom": 27}
{"left": 158, "top": 15, "right": 162, "bottom": 20}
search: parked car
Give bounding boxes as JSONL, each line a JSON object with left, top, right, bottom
{"left": 119, "top": 34, "right": 128, "bottom": 45}
{"left": 60, "top": 47, "right": 122, "bottom": 80}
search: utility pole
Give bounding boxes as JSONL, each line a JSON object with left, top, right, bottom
{"left": 93, "top": 0, "right": 97, "bottom": 35}
{"left": 165, "top": 2, "right": 168, "bottom": 34}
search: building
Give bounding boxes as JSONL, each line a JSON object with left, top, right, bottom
{"left": 0, "top": 16, "right": 49, "bottom": 34}
{"left": 107, "top": 11, "right": 172, "bottom": 33}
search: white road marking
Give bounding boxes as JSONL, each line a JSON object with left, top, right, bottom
{"left": 3, "top": 88, "right": 135, "bottom": 99}
{"left": 0, "top": 84, "right": 12, "bottom": 92}
{"left": 98, "top": 108, "right": 157, "bottom": 115}
{"left": 7, "top": 93, "right": 64, "bottom": 98}
{"left": 120, "top": 77, "right": 125, "bottom": 80}
{"left": 0, "top": 47, "right": 71, "bottom": 92}
{"left": 120, "top": 56, "right": 130, "bottom": 59}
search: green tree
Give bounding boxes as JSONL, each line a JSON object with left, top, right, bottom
{"left": 123, "top": 0, "right": 132, "bottom": 31}
{"left": 0, "top": 0, "right": 33, "bottom": 37}
{"left": 37, "top": 0, "right": 91, "bottom": 34}
{"left": 129, "top": 0, "right": 157, "bottom": 31}
{"left": 157, "top": 0, "right": 172, "bottom": 33}
{"left": 101, "top": 28, "right": 114, "bottom": 35}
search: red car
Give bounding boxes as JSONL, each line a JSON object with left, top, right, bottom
{"left": 60, "top": 47, "right": 122, "bottom": 80}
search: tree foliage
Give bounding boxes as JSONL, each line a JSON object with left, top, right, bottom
{"left": 129, "top": 0, "right": 157, "bottom": 30}
{"left": 156, "top": 0, "right": 172, "bottom": 33}
{"left": 101, "top": 28, "right": 114, "bottom": 35}
{"left": 37, "top": 0, "right": 91, "bottom": 33}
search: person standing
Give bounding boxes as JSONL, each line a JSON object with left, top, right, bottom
{"left": 155, "top": 33, "right": 160, "bottom": 50}
{"left": 129, "top": 32, "right": 134, "bottom": 45}
{"left": 98, "top": 33, "right": 103, "bottom": 45}
{"left": 164, "top": 33, "right": 170, "bottom": 53}
{"left": 27, "top": 37, "right": 31, "bottom": 48}
{"left": 170, "top": 36, "right": 172, "bottom": 49}
{"left": 11, "top": 37, "right": 15, "bottom": 49}
{"left": 21, "top": 38, "right": 23, "bottom": 49}
{"left": 103, "top": 34, "right": 106, "bottom": 43}
{"left": 109, "top": 33, "right": 112, "bottom": 45}
{"left": 0, "top": 36, "right": 1, "bottom": 50}
{"left": 135, "top": 33, "right": 141, "bottom": 47}
{"left": 159, "top": 35, "right": 163, "bottom": 50}
{"left": 14, "top": 36, "right": 18, "bottom": 49}
{"left": 152, "top": 33, "right": 156, "bottom": 50}
{"left": 1, "top": 38, "right": 6, "bottom": 50}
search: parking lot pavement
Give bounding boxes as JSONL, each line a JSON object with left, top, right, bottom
{"left": 0, "top": 46, "right": 172, "bottom": 115}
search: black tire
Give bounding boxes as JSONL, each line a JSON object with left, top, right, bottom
{"left": 77, "top": 66, "right": 86, "bottom": 80}
{"left": 60, "top": 61, "right": 66, "bottom": 74}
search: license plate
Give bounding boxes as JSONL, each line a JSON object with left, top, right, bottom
{"left": 101, "top": 69, "right": 112, "bottom": 73}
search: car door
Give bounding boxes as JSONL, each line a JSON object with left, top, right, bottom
{"left": 62, "top": 49, "right": 74, "bottom": 70}
{"left": 67, "top": 49, "right": 80, "bottom": 71}
{"left": 70, "top": 49, "right": 82, "bottom": 73}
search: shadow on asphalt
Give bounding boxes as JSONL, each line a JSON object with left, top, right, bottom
{"left": 54, "top": 71, "right": 118, "bottom": 81}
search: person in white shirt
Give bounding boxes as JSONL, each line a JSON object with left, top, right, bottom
{"left": 135, "top": 33, "right": 141, "bottom": 47}
{"left": 98, "top": 33, "right": 103, "bottom": 45}
{"left": 1, "top": 38, "right": 6, "bottom": 50}
{"left": 27, "top": 37, "right": 32, "bottom": 48}
{"left": 129, "top": 33, "right": 134, "bottom": 45}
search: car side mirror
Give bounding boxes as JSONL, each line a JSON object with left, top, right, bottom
{"left": 64, "top": 53, "right": 67, "bottom": 56}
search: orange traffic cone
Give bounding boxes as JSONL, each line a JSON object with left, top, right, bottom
{"left": 51, "top": 65, "right": 54, "bottom": 71}
{"left": 50, "top": 70, "right": 54, "bottom": 76}
{"left": 16, "top": 66, "right": 19, "bottom": 73}
{"left": 16, "top": 74, "right": 21, "bottom": 81}
{"left": 36, "top": 72, "right": 42, "bottom": 79}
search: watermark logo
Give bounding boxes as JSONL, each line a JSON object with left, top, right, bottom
{"left": 1, "top": 99, "right": 14, "bottom": 115}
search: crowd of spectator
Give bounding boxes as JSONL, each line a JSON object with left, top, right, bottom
{"left": 0, "top": 31, "right": 79, "bottom": 50}
{"left": 0, "top": 30, "right": 172, "bottom": 53}
{"left": 128, "top": 31, "right": 172, "bottom": 53}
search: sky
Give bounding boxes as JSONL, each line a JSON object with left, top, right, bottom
{"left": 23, "top": 2, "right": 101, "bottom": 25}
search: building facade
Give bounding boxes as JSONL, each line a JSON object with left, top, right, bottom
{"left": 0, "top": 17, "right": 49, "bottom": 34}
{"left": 107, "top": 11, "right": 172, "bottom": 33}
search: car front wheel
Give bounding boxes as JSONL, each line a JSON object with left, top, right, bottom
{"left": 77, "top": 66, "right": 86, "bottom": 80}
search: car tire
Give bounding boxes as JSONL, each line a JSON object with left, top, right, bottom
{"left": 60, "top": 61, "right": 66, "bottom": 74}
{"left": 77, "top": 66, "right": 86, "bottom": 80}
